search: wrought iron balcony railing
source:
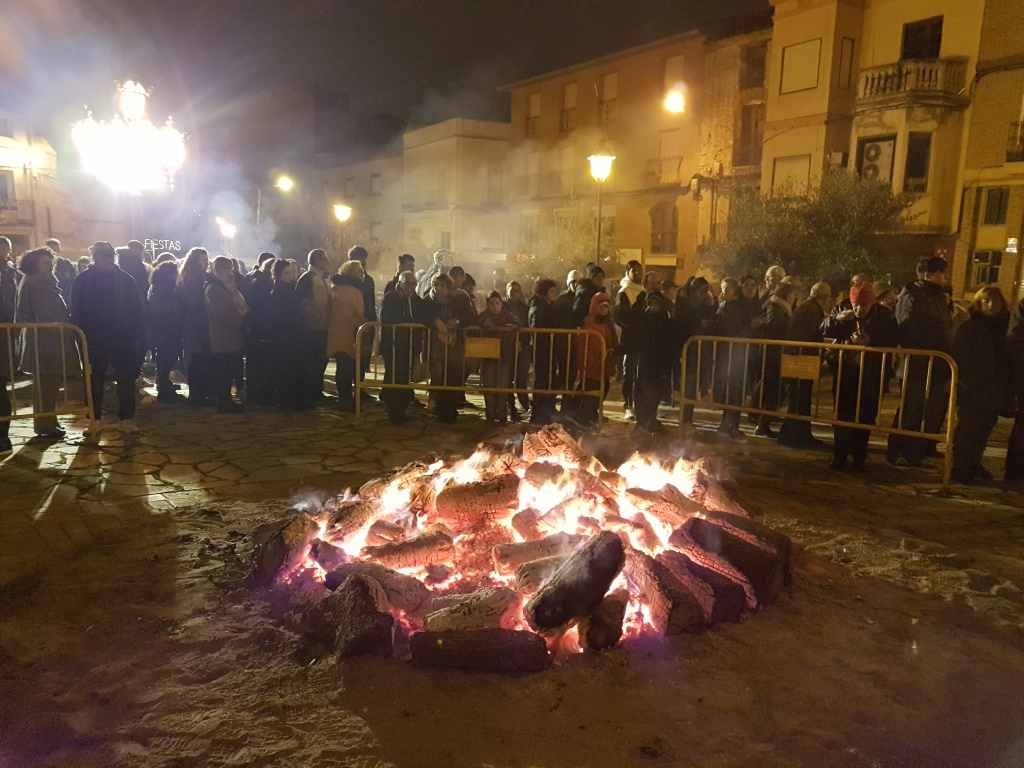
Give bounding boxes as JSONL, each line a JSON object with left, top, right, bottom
{"left": 0, "top": 199, "right": 34, "bottom": 225}
{"left": 645, "top": 157, "right": 684, "bottom": 187}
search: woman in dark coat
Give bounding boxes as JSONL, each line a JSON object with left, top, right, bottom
{"left": 174, "top": 248, "right": 213, "bottom": 406}
{"left": 266, "top": 259, "right": 305, "bottom": 411}
{"left": 1006, "top": 296, "right": 1024, "bottom": 490}
{"left": 528, "top": 279, "right": 561, "bottom": 425}
{"left": 147, "top": 260, "right": 184, "bottom": 403}
{"left": 754, "top": 282, "right": 796, "bottom": 436}
{"left": 714, "top": 277, "right": 764, "bottom": 440}
{"left": 675, "top": 276, "right": 715, "bottom": 426}
{"left": 951, "top": 285, "right": 1013, "bottom": 484}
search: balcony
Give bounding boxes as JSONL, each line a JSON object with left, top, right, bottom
{"left": 1008, "top": 123, "right": 1024, "bottom": 163}
{"left": 525, "top": 116, "right": 539, "bottom": 138}
{"left": 856, "top": 58, "right": 968, "bottom": 109}
{"left": 0, "top": 199, "right": 34, "bottom": 226}
{"left": 598, "top": 99, "right": 617, "bottom": 126}
{"left": 732, "top": 145, "right": 763, "bottom": 168}
{"left": 424, "top": 190, "right": 447, "bottom": 210}
{"left": 559, "top": 108, "right": 576, "bottom": 132}
{"left": 645, "top": 157, "right": 684, "bottom": 187}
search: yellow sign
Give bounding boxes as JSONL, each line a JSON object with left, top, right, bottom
{"left": 465, "top": 336, "right": 502, "bottom": 359}
{"left": 781, "top": 354, "right": 821, "bottom": 380}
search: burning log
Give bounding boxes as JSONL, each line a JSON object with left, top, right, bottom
{"left": 360, "top": 524, "right": 455, "bottom": 569}
{"left": 410, "top": 628, "right": 550, "bottom": 673}
{"left": 578, "top": 589, "right": 629, "bottom": 651}
{"left": 492, "top": 532, "right": 586, "bottom": 576}
{"left": 535, "top": 497, "right": 601, "bottom": 535}
{"left": 629, "top": 512, "right": 663, "bottom": 552}
{"left": 424, "top": 588, "right": 521, "bottom": 632}
{"left": 434, "top": 475, "right": 520, "bottom": 528}
{"left": 324, "top": 500, "right": 377, "bottom": 543}
{"left": 358, "top": 458, "right": 437, "bottom": 499}
{"left": 567, "top": 468, "right": 618, "bottom": 504}
{"left": 624, "top": 549, "right": 705, "bottom": 636}
{"left": 598, "top": 471, "right": 626, "bottom": 492}
{"left": 681, "top": 518, "right": 785, "bottom": 608}
{"left": 521, "top": 461, "right": 565, "bottom": 490}
{"left": 424, "top": 563, "right": 453, "bottom": 586}
{"left": 657, "top": 550, "right": 744, "bottom": 625}
{"left": 525, "top": 531, "right": 625, "bottom": 635}
{"left": 330, "top": 574, "right": 394, "bottom": 659}
{"left": 511, "top": 508, "right": 543, "bottom": 541}
{"left": 365, "top": 519, "right": 409, "bottom": 547}
{"left": 324, "top": 561, "right": 430, "bottom": 613}
{"left": 668, "top": 527, "right": 758, "bottom": 610}
{"left": 309, "top": 538, "right": 347, "bottom": 571}
{"left": 703, "top": 510, "right": 792, "bottom": 584}
{"left": 513, "top": 555, "right": 569, "bottom": 594}
{"left": 690, "top": 461, "right": 748, "bottom": 517}
{"left": 522, "top": 424, "right": 603, "bottom": 471}
{"left": 245, "top": 515, "right": 319, "bottom": 588}
{"left": 625, "top": 486, "right": 703, "bottom": 529}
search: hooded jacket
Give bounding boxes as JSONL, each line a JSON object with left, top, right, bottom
{"left": 896, "top": 279, "right": 951, "bottom": 352}
{"left": 579, "top": 292, "right": 615, "bottom": 380}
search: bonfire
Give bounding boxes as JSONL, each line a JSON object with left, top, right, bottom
{"left": 245, "top": 425, "right": 792, "bottom": 673}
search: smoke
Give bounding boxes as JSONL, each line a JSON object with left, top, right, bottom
{"left": 407, "top": 64, "right": 511, "bottom": 128}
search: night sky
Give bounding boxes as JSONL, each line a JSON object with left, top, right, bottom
{"left": 2, "top": 0, "right": 768, "bottom": 138}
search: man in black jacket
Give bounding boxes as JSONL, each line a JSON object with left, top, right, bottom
{"left": 0, "top": 236, "right": 19, "bottom": 453}
{"left": 631, "top": 292, "right": 675, "bottom": 434}
{"left": 348, "top": 245, "right": 377, "bottom": 401}
{"left": 71, "top": 241, "right": 145, "bottom": 437}
{"left": 887, "top": 256, "right": 952, "bottom": 466}
{"left": 383, "top": 254, "right": 415, "bottom": 296}
{"left": 379, "top": 271, "right": 423, "bottom": 424}
{"left": 778, "top": 282, "right": 832, "bottom": 447}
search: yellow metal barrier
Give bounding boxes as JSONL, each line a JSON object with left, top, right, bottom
{"left": 354, "top": 322, "right": 607, "bottom": 423}
{"left": 1, "top": 322, "right": 96, "bottom": 431}
{"left": 678, "top": 335, "right": 958, "bottom": 489}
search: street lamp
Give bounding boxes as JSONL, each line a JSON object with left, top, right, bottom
{"left": 256, "top": 174, "right": 296, "bottom": 226}
{"left": 216, "top": 216, "right": 237, "bottom": 255}
{"left": 333, "top": 203, "right": 353, "bottom": 256}
{"left": 588, "top": 148, "right": 615, "bottom": 263}
{"left": 663, "top": 88, "right": 685, "bottom": 114}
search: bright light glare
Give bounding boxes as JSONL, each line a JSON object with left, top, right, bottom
{"left": 664, "top": 89, "right": 685, "bottom": 114}
{"left": 119, "top": 80, "right": 148, "bottom": 122}
{"left": 588, "top": 152, "right": 615, "bottom": 183}
{"left": 275, "top": 175, "right": 295, "bottom": 192}
{"left": 216, "top": 217, "right": 237, "bottom": 239}
{"left": 333, "top": 204, "right": 352, "bottom": 222}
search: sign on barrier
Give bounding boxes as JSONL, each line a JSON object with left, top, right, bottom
{"left": 780, "top": 354, "right": 821, "bottom": 380}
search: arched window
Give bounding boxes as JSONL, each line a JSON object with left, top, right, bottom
{"left": 650, "top": 202, "right": 678, "bottom": 254}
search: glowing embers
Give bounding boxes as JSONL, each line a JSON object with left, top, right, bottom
{"left": 247, "top": 424, "right": 792, "bottom": 672}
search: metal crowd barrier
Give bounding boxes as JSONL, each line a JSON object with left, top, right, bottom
{"left": 1, "top": 322, "right": 95, "bottom": 431}
{"left": 678, "top": 335, "right": 958, "bottom": 489}
{"left": 354, "top": 322, "right": 608, "bottom": 422}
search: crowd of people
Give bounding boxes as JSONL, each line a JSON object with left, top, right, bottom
{"left": 1, "top": 234, "right": 1022, "bottom": 489}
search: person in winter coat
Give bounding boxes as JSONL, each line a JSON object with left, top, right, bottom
{"left": 421, "top": 272, "right": 477, "bottom": 424}
{"left": 950, "top": 285, "right": 1013, "bottom": 484}
{"left": 504, "top": 280, "right": 531, "bottom": 419}
{"left": 888, "top": 256, "right": 952, "bottom": 466}
{"left": 632, "top": 292, "right": 675, "bottom": 433}
{"left": 296, "top": 248, "right": 332, "bottom": 405}
{"left": 821, "top": 282, "right": 898, "bottom": 471}
{"left": 266, "top": 259, "right": 305, "bottom": 410}
{"left": 45, "top": 238, "right": 78, "bottom": 306}
{"left": 676, "top": 276, "right": 715, "bottom": 426}
{"left": 147, "top": 260, "right": 184, "bottom": 403}
{"left": 326, "top": 260, "right": 367, "bottom": 412}
{"left": 15, "top": 247, "right": 80, "bottom": 438}
{"left": 778, "top": 282, "right": 831, "bottom": 447}
{"left": 244, "top": 255, "right": 277, "bottom": 407}
{"left": 714, "top": 277, "right": 765, "bottom": 440}
{"left": 616, "top": 260, "right": 644, "bottom": 419}
{"left": 578, "top": 292, "right": 616, "bottom": 427}
{"left": 175, "top": 248, "right": 214, "bottom": 406}
{"left": 384, "top": 253, "right": 416, "bottom": 296}
{"left": 380, "top": 270, "right": 424, "bottom": 424}
{"left": 348, "top": 245, "right": 378, "bottom": 395}
{"left": 550, "top": 271, "right": 579, "bottom": 410}
{"left": 529, "top": 279, "right": 562, "bottom": 425}
{"left": 478, "top": 291, "right": 520, "bottom": 424}
{"left": 71, "top": 241, "right": 145, "bottom": 435}
{"left": 0, "top": 236, "right": 19, "bottom": 454}
{"left": 117, "top": 241, "right": 152, "bottom": 373}
{"left": 754, "top": 282, "right": 796, "bottom": 437}
{"left": 572, "top": 263, "right": 606, "bottom": 328}
{"left": 204, "top": 256, "right": 249, "bottom": 413}
{"left": 1006, "top": 296, "right": 1024, "bottom": 491}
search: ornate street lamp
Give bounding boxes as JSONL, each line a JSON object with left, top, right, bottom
{"left": 333, "top": 203, "right": 353, "bottom": 255}
{"left": 256, "top": 174, "right": 296, "bottom": 226}
{"left": 588, "top": 148, "right": 615, "bottom": 263}
{"left": 663, "top": 88, "right": 685, "bottom": 114}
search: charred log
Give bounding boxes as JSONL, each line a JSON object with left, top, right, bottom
{"left": 424, "top": 563, "right": 453, "bottom": 586}
{"left": 521, "top": 461, "right": 566, "bottom": 490}
{"left": 492, "top": 532, "right": 586, "bottom": 576}
{"left": 522, "top": 424, "right": 603, "bottom": 471}
{"left": 511, "top": 508, "right": 544, "bottom": 541}
{"left": 360, "top": 524, "right": 455, "bottom": 569}
{"left": 309, "top": 538, "right": 346, "bottom": 571}
{"left": 682, "top": 518, "right": 785, "bottom": 608}
{"left": 578, "top": 589, "right": 629, "bottom": 651}
{"left": 330, "top": 574, "right": 394, "bottom": 659}
{"left": 323, "top": 500, "right": 377, "bottom": 543}
{"left": 657, "top": 550, "right": 744, "bottom": 625}
{"left": 525, "top": 531, "right": 625, "bottom": 635}
{"left": 365, "top": 519, "right": 410, "bottom": 547}
{"left": 324, "top": 561, "right": 430, "bottom": 613}
{"left": 668, "top": 527, "right": 758, "bottom": 610}
{"left": 625, "top": 486, "right": 703, "bottom": 529}
{"left": 629, "top": 512, "right": 663, "bottom": 552}
{"left": 410, "top": 628, "right": 550, "bottom": 673}
{"left": 513, "top": 555, "right": 569, "bottom": 594}
{"left": 245, "top": 515, "right": 319, "bottom": 588}
{"left": 624, "top": 549, "right": 705, "bottom": 635}
{"left": 434, "top": 475, "right": 520, "bottom": 528}
{"left": 424, "top": 588, "right": 521, "bottom": 632}
{"left": 702, "top": 510, "right": 792, "bottom": 584}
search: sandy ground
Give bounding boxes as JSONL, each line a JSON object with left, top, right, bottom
{"left": 3, "top": 425, "right": 1024, "bottom": 768}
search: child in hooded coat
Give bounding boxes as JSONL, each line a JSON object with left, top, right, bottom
{"left": 577, "top": 292, "right": 616, "bottom": 426}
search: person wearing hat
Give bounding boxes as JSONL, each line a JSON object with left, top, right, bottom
{"left": 631, "top": 291, "right": 675, "bottom": 433}
{"left": 821, "top": 281, "right": 898, "bottom": 471}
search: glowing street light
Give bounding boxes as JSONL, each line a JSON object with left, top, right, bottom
{"left": 216, "top": 217, "right": 237, "bottom": 239}
{"left": 275, "top": 175, "right": 295, "bottom": 192}
{"left": 333, "top": 203, "right": 352, "bottom": 222}
{"left": 71, "top": 80, "right": 185, "bottom": 194}
{"left": 664, "top": 88, "right": 686, "bottom": 114}
{"left": 256, "top": 174, "right": 296, "bottom": 226}
{"left": 588, "top": 148, "right": 615, "bottom": 262}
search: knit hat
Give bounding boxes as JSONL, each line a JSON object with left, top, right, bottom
{"left": 589, "top": 291, "right": 610, "bottom": 316}
{"left": 567, "top": 269, "right": 583, "bottom": 287}
{"left": 849, "top": 281, "right": 874, "bottom": 305}
{"left": 587, "top": 263, "right": 605, "bottom": 279}
{"left": 645, "top": 292, "right": 664, "bottom": 307}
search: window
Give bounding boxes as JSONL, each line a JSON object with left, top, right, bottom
{"left": 739, "top": 44, "right": 767, "bottom": 89}
{"left": 560, "top": 84, "right": 577, "bottom": 131}
{"left": 664, "top": 55, "right": 685, "bottom": 90}
{"left": 650, "top": 202, "right": 678, "bottom": 254}
{"left": 856, "top": 135, "right": 897, "bottom": 184}
{"left": 600, "top": 72, "right": 618, "bottom": 125}
{"left": 521, "top": 213, "right": 540, "bottom": 247}
{"left": 0, "top": 170, "right": 13, "bottom": 201}
{"left": 527, "top": 92, "right": 541, "bottom": 136}
{"left": 734, "top": 104, "right": 765, "bottom": 166}
{"left": 370, "top": 221, "right": 382, "bottom": 243}
{"left": 486, "top": 166, "right": 503, "bottom": 205}
{"left": 902, "top": 16, "right": 942, "bottom": 60}
{"left": 370, "top": 173, "right": 382, "bottom": 195}
{"left": 344, "top": 176, "right": 356, "bottom": 197}
{"left": 772, "top": 155, "right": 811, "bottom": 195}
{"left": 440, "top": 230, "right": 451, "bottom": 250}
{"left": 780, "top": 39, "right": 821, "bottom": 94}
{"left": 838, "top": 37, "right": 855, "bottom": 88}
{"left": 903, "top": 133, "right": 931, "bottom": 193}
{"left": 983, "top": 187, "right": 1010, "bottom": 225}
{"left": 970, "top": 250, "right": 1001, "bottom": 286}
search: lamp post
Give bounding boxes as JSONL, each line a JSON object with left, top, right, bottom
{"left": 216, "top": 216, "right": 237, "bottom": 255}
{"left": 587, "top": 148, "right": 615, "bottom": 263}
{"left": 333, "top": 203, "right": 352, "bottom": 257}
{"left": 256, "top": 174, "right": 295, "bottom": 226}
